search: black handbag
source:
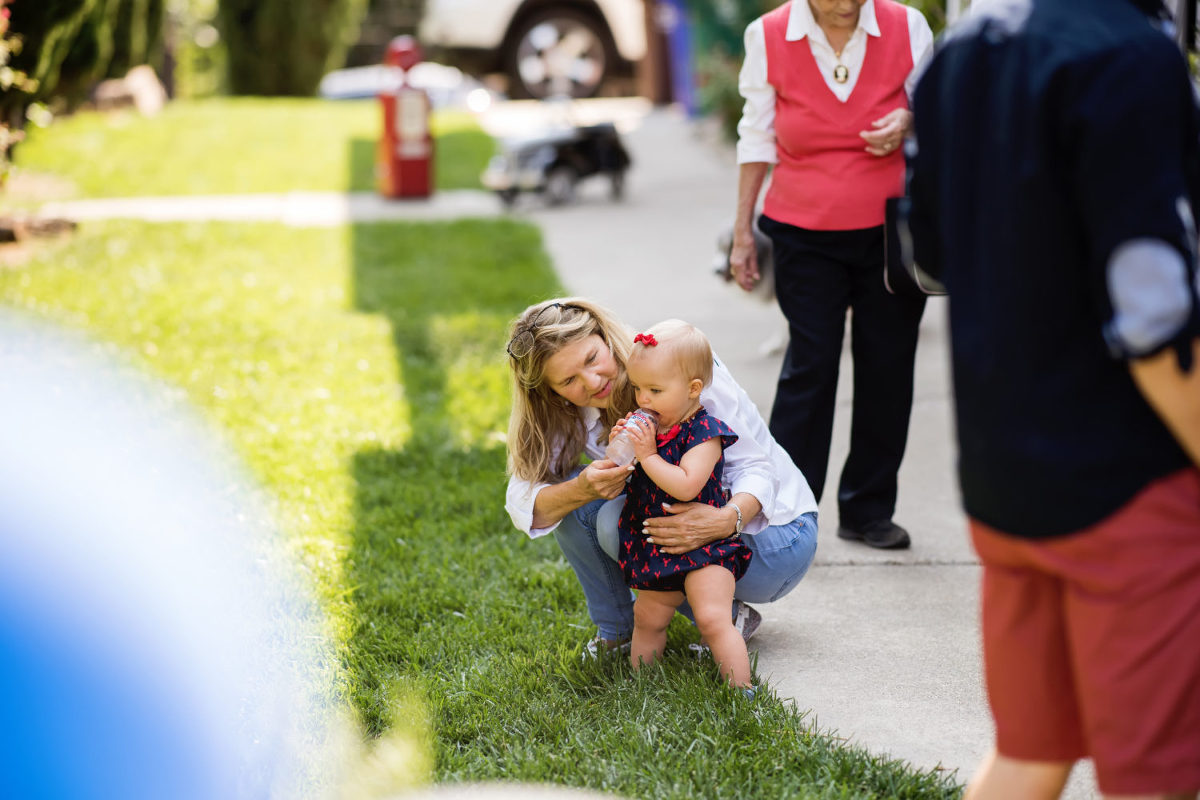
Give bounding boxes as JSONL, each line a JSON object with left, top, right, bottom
{"left": 884, "top": 196, "right": 946, "bottom": 297}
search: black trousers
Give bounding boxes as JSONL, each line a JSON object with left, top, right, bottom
{"left": 760, "top": 215, "right": 926, "bottom": 528}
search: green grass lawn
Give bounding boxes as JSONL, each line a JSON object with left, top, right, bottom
{"left": 0, "top": 217, "right": 960, "bottom": 799}
{"left": 11, "top": 98, "right": 494, "bottom": 197}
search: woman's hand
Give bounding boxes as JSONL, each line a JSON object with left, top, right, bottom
{"left": 576, "top": 458, "right": 632, "bottom": 500}
{"left": 732, "top": 163, "right": 771, "bottom": 292}
{"left": 730, "top": 228, "right": 761, "bottom": 292}
{"left": 860, "top": 108, "right": 913, "bottom": 157}
{"left": 642, "top": 501, "right": 737, "bottom": 554}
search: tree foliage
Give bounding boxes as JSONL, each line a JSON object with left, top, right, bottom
{"left": 216, "top": 0, "right": 369, "bottom": 96}
{"left": 53, "top": 0, "right": 122, "bottom": 108}
{"left": 0, "top": 0, "right": 166, "bottom": 135}
{"left": 0, "top": 0, "right": 95, "bottom": 128}
{"left": 1, "top": 1, "right": 37, "bottom": 183}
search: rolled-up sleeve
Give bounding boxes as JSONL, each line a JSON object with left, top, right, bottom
{"left": 1104, "top": 237, "right": 1198, "bottom": 359}
{"left": 723, "top": 450, "right": 777, "bottom": 535}
{"left": 505, "top": 474, "right": 558, "bottom": 539}
{"left": 736, "top": 18, "right": 778, "bottom": 166}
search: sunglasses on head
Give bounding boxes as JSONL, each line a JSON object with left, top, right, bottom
{"left": 507, "top": 302, "right": 581, "bottom": 359}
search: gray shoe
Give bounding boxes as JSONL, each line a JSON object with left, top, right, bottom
{"left": 733, "top": 600, "right": 762, "bottom": 641}
{"left": 582, "top": 634, "right": 631, "bottom": 662}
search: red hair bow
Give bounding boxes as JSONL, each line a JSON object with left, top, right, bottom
{"left": 633, "top": 333, "right": 657, "bottom": 346}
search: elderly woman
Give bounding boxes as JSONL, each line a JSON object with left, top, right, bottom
{"left": 505, "top": 299, "right": 819, "bottom": 656}
{"left": 731, "top": 0, "right": 933, "bottom": 551}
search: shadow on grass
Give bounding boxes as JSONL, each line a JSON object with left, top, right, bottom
{"left": 343, "top": 217, "right": 585, "bottom": 738}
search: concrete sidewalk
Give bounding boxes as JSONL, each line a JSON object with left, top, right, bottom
{"left": 36, "top": 189, "right": 502, "bottom": 226}
{"left": 34, "top": 99, "right": 1097, "bottom": 797}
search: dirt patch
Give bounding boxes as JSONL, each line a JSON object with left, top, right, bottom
{"left": 0, "top": 215, "right": 78, "bottom": 269}
{"left": 0, "top": 240, "right": 38, "bottom": 268}
{"left": 3, "top": 170, "right": 79, "bottom": 205}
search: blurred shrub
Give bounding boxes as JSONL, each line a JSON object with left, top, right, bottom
{"left": 0, "top": 0, "right": 94, "bottom": 129}
{"left": 167, "top": 0, "right": 226, "bottom": 98}
{"left": 906, "top": 0, "right": 947, "bottom": 35}
{"left": 686, "top": 0, "right": 772, "bottom": 144}
{"left": 106, "top": 0, "right": 166, "bottom": 78}
{"left": 0, "top": 0, "right": 38, "bottom": 184}
{"left": 4, "top": 0, "right": 168, "bottom": 120}
{"left": 696, "top": 47, "right": 745, "bottom": 143}
{"left": 216, "top": 0, "right": 369, "bottom": 96}
{"left": 52, "top": 0, "right": 118, "bottom": 108}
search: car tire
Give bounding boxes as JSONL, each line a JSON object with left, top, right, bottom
{"left": 503, "top": 6, "right": 615, "bottom": 100}
{"left": 543, "top": 165, "right": 578, "bottom": 206}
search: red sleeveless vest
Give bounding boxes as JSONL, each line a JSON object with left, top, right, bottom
{"left": 761, "top": 0, "right": 912, "bottom": 230}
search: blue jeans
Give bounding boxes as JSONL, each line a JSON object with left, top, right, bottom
{"left": 554, "top": 495, "right": 819, "bottom": 640}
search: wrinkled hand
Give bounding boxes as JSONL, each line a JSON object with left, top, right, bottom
{"left": 860, "top": 108, "right": 912, "bottom": 157}
{"left": 578, "top": 458, "right": 632, "bottom": 500}
{"left": 642, "top": 501, "right": 735, "bottom": 554}
{"left": 730, "top": 229, "right": 761, "bottom": 292}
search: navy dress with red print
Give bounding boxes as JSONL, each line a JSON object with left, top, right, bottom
{"left": 618, "top": 408, "right": 752, "bottom": 592}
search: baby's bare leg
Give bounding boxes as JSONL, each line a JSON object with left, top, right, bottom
{"left": 685, "top": 566, "right": 750, "bottom": 687}
{"left": 631, "top": 589, "right": 683, "bottom": 670}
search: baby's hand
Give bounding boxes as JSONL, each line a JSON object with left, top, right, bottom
{"left": 609, "top": 412, "right": 635, "bottom": 442}
{"left": 626, "top": 417, "right": 657, "bottom": 461}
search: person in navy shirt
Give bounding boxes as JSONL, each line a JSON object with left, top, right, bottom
{"left": 910, "top": 0, "right": 1200, "bottom": 796}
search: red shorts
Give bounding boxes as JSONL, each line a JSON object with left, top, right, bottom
{"left": 970, "top": 468, "right": 1200, "bottom": 796}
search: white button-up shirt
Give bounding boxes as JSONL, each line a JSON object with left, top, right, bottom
{"left": 737, "top": 0, "right": 935, "bottom": 164}
{"left": 505, "top": 356, "right": 818, "bottom": 539}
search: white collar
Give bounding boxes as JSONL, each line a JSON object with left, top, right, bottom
{"left": 786, "top": 0, "right": 881, "bottom": 42}
{"left": 581, "top": 405, "right": 601, "bottom": 427}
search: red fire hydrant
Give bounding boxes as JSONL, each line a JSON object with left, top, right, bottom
{"left": 377, "top": 36, "right": 433, "bottom": 199}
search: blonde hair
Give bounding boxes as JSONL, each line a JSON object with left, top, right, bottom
{"left": 628, "top": 319, "right": 713, "bottom": 388}
{"left": 506, "top": 298, "right": 637, "bottom": 483}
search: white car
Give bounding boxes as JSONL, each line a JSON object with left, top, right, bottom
{"left": 418, "top": 0, "right": 646, "bottom": 99}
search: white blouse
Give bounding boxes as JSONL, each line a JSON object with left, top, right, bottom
{"left": 736, "top": 0, "right": 935, "bottom": 165}
{"left": 505, "top": 356, "right": 819, "bottom": 539}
